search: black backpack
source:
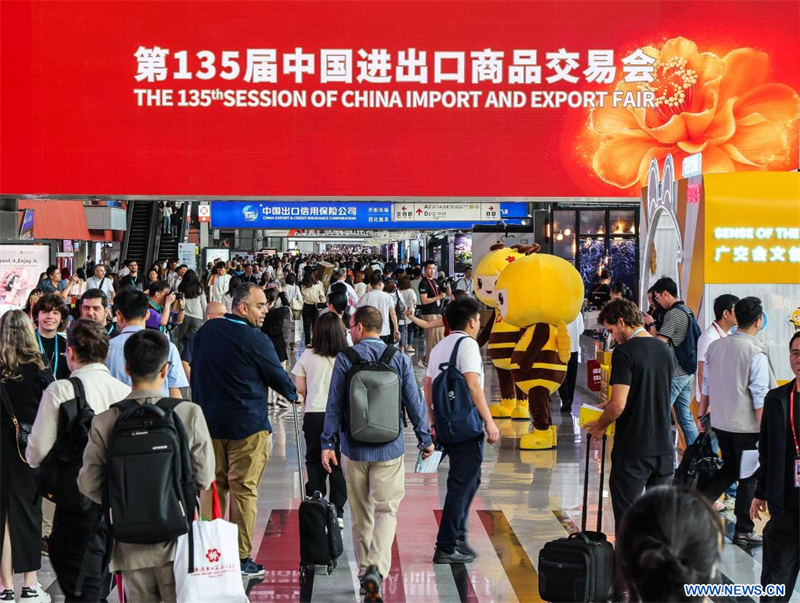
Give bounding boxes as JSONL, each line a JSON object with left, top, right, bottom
{"left": 670, "top": 304, "right": 702, "bottom": 374}
{"left": 38, "top": 377, "right": 96, "bottom": 513}
{"left": 105, "top": 398, "right": 197, "bottom": 548}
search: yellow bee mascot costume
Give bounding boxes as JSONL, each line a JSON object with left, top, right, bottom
{"left": 474, "top": 243, "right": 528, "bottom": 419}
{"left": 496, "top": 245, "right": 584, "bottom": 450}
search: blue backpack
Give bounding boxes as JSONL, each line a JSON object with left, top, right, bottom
{"left": 432, "top": 337, "right": 484, "bottom": 444}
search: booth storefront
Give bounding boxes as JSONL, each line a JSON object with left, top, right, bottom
{"left": 577, "top": 157, "right": 800, "bottom": 401}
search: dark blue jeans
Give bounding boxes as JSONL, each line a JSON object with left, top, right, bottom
{"left": 436, "top": 436, "right": 484, "bottom": 552}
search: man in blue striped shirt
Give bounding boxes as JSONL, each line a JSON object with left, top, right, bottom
{"left": 322, "top": 306, "right": 433, "bottom": 603}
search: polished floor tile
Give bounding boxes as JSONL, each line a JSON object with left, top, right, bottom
{"left": 34, "top": 339, "right": 800, "bottom": 602}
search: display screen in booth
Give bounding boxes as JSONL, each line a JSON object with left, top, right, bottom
{"left": 0, "top": 245, "right": 51, "bottom": 315}
{"left": 210, "top": 202, "right": 527, "bottom": 229}
{"left": 1, "top": 1, "right": 798, "bottom": 197}
{"left": 703, "top": 172, "right": 800, "bottom": 285}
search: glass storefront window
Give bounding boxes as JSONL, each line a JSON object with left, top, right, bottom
{"left": 577, "top": 237, "right": 606, "bottom": 290}
{"left": 609, "top": 238, "right": 637, "bottom": 293}
{"left": 579, "top": 210, "right": 606, "bottom": 235}
{"left": 552, "top": 210, "right": 576, "bottom": 260}
{"left": 609, "top": 210, "right": 637, "bottom": 235}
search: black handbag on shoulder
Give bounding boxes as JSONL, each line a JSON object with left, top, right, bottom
{"left": 1, "top": 382, "right": 32, "bottom": 464}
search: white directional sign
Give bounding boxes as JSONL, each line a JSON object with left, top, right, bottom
{"left": 393, "top": 202, "right": 503, "bottom": 222}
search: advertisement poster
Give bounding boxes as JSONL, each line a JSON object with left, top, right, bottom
{"left": 1, "top": 1, "right": 797, "bottom": 198}
{"left": 178, "top": 242, "right": 198, "bottom": 271}
{"left": 0, "top": 244, "right": 51, "bottom": 315}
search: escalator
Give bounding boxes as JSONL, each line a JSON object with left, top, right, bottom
{"left": 155, "top": 202, "right": 188, "bottom": 264}
{"left": 122, "top": 201, "right": 159, "bottom": 270}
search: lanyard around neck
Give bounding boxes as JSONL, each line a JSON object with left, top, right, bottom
{"left": 629, "top": 327, "right": 646, "bottom": 340}
{"left": 712, "top": 322, "right": 726, "bottom": 338}
{"left": 790, "top": 388, "right": 799, "bottom": 458}
{"left": 37, "top": 330, "right": 59, "bottom": 376}
{"left": 223, "top": 316, "right": 250, "bottom": 327}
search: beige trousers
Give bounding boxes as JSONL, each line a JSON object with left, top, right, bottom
{"left": 341, "top": 455, "right": 405, "bottom": 578}
{"left": 422, "top": 314, "right": 445, "bottom": 363}
{"left": 42, "top": 498, "right": 55, "bottom": 537}
{"left": 122, "top": 562, "right": 176, "bottom": 603}
{"left": 212, "top": 431, "right": 271, "bottom": 559}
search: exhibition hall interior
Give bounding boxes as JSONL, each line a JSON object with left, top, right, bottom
{"left": 1, "top": 1, "right": 800, "bottom": 602}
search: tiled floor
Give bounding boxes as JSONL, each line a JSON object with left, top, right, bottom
{"left": 35, "top": 338, "right": 800, "bottom": 602}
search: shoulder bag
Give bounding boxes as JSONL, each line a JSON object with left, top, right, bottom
{"left": 1, "top": 381, "right": 32, "bottom": 464}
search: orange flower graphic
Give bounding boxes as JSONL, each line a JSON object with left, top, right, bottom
{"left": 590, "top": 37, "right": 800, "bottom": 189}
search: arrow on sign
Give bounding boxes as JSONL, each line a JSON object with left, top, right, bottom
{"left": 402, "top": 206, "right": 407, "bottom": 211}
{"left": 416, "top": 208, "right": 423, "bottom": 215}
{"left": 488, "top": 205, "right": 494, "bottom": 211}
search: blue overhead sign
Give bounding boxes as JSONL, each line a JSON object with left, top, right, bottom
{"left": 211, "top": 202, "right": 526, "bottom": 230}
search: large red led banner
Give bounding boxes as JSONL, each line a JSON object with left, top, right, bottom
{"left": 1, "top": 1, "right": 798, "bottom": 197}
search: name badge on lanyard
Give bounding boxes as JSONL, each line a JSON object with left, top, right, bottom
{"left": 790, "top": 389, "right": 800, "bottom": 488}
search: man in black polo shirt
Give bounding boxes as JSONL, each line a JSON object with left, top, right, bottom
{"left": 418, "top": 259, "right": 449, "bottom": 364}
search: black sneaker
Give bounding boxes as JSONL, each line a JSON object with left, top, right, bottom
{"left": 41, "top": 535, "right": 49, "bottom": 557}
{"left": 433, "top": 548, "right": 475, "bottom": 564}
{"left": 19, "top": 582, "right": 51, "bottom": 602}
{"left": 240, "top": 557, "right": 265, "bottom": 577}
{"left": 0, "top": 590, "right": 14, "bottom": 602}
{"left": 361, "top": 565, "right": 383, "bottom": 603}
{"left": 456, "top": 539, "right": 478, "bottom": 558}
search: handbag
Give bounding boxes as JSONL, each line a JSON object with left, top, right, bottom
{"left": 174, "top": 483, "right": 248, "bottom": 603}
{"left": 1, "top": 382, "right": 32, "bottom": 464}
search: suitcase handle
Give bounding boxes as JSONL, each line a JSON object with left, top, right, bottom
{"left": 292, "top": 402, "right": 307, "bottom": 502}
{"left": 580, "top": 433, "right": 607, "bottom": 533}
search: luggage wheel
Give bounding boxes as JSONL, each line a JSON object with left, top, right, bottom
{"left": 326, "top": 564, "right": 334, "bottom": 575}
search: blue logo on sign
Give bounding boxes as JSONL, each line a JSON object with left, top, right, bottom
{"left": 241, "top": 205, "right": 259, "bottom": 222}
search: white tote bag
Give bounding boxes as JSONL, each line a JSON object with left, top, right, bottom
{"left": 174, "top": 485, "right": 249, "bottom": 603}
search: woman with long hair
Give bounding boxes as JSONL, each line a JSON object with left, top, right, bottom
{"left": 291, "top": 313, "right": 349, "bottom": 523}
{"left": 222, "top": 276, "right": 243, "bottom": 313}
{"left": 175, "top": 269, "right": 207, "bottom": 351}
{"left": 0, "top": 311, "right": 54, "bottom": 603}
{"left": 22, "top": 289, "right": 43, "bottom": 321}
{"left": 261, "top": 286, "right": 291, "bottom": 406}
{"left": 397, "top": 275, "right": 417, "bottom": 354}
{"left": 281, "top": 272, "right": 302, "bottom": 351}
{"left": 300, "top": 271, "right": 325, "bottom": 347}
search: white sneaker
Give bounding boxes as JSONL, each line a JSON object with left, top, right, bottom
{"left": 20, "top": 582, "right": 51, "bottom": 603}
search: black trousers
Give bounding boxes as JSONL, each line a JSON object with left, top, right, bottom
{"left": 437, "top": 437, "right": 484, "bottom": 552}
{"left": 609, "top": 453, "right": 673, "bottom": 524}
{"left": 761, "top": 511, "right": 799, "bottom": 602}
{"left": 302, "top": 412, "right": 347, "bottom": 516}
{"left": 302, "top": 304, "right": 318, "bottom": 346}
{"left": 381, "top": 334, "right": 394, "bottom": 346}
{"left": 49, "top": 504, "right": 111, "bottom": 603}
{"left": 557, "top": 351, "right": 579, "bottom": 407}
{"left": 701, "top": 429, "right": 759, "bottom": 533}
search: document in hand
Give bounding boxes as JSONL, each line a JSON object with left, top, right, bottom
{"left": 579, "top": 404, "right": 614, "bottom": 435}
{"left": 414, "top": 450, "right": 443, "bottom": 473}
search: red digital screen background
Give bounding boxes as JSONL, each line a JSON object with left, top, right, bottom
{"left": 1, "top": 0, "right": 798, "bottom": 198}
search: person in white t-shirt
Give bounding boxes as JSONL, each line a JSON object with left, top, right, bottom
{"left": 423, "top": 296, "right": 499, "bottom": 565}
{"left": 292, "top": 313, "right": 349, "bottom": 523}
{"left": 356, "top": 273, "right": 399, "bottom": 346}
{"left": 696, "top": 294, "right": 739, "bottom": 401}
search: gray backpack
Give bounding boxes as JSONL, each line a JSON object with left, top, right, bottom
{"left": 341, "top": 346, "right": 402, "bottom": 444}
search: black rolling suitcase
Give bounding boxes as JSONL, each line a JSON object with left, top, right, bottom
{"left": 538, "top": 434, "right": 614, "bottom": 603}
{"left": 292, "top": 403, "right": 343, "bottom": 580}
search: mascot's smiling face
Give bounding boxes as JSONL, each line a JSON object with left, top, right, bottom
{"left": 496, "top": 252, "right": 584, "bottom": 328}
{"left": 474, "top": 245, "right": 525, "bottom": 307}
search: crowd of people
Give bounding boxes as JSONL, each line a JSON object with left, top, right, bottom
{"left": 0, "top": 251, "right": 798, "bottom": 603}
